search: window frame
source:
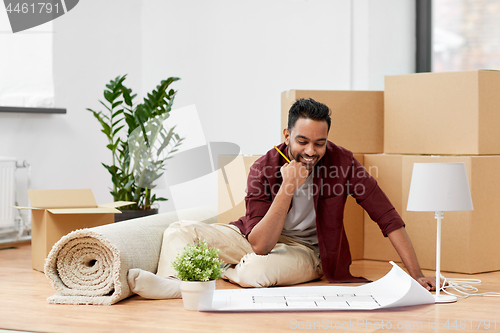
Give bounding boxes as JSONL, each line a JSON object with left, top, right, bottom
{"left": 416, "top": 0, "right": 432, "bottom": 73}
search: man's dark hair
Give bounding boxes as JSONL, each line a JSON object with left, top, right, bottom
{"left": 287, "top": 98, "right": 331, "bottom": 132}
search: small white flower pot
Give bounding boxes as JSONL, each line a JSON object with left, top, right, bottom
{"left": 180, "top": 280, "right": 216, "bottom": 311}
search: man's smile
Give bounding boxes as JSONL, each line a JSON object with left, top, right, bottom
{"left": 298, "top": 154, "right": 318, "bottom": 168}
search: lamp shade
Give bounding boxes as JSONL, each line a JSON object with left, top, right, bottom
{"left": 407, "top": 163, "right": 473, "bottom": 212}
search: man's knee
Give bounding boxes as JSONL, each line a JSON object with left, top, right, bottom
{"left": 231, "top": 253, "right": 277, "bottom": 288}
{"left": 224, "top": 246, "right": 323, "bottom": 288}
{"left": 164, "top": 221, "right": 205, "bottom": 238}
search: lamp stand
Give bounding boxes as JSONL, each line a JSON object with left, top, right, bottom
{"left": 434, "top": 211, "right": 457, "bottom": 303}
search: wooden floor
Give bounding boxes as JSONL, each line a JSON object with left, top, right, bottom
{"left": 1, "top": 243, "right": 499, "bottom": 333}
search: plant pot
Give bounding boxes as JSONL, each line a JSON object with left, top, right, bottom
{"left": 114, "top": 208, "right": 158, "bottom": 222}
{"left": 180, "top": 280, "right": 216, "bottom": 311}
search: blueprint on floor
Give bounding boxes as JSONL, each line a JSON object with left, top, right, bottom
{"left": 202, "top": 262, "right": 435, "bottom": 312}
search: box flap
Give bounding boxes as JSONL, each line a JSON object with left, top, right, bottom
{"left": 13, "top": 206, "right": 45, "bottom": 210}
{"left": 47, "top": 207, "right": 121, "bottom": 214}
{"left": 98, "top": 201, "right": 136, "bottom": 209}
{"left": 28, "top": 189, "right": 98, "bottom": 209}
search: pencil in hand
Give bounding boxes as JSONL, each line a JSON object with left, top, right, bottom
{"left": 274, "top": 146, "right": 291, "bottom": 163}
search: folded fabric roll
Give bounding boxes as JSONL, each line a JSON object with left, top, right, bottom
{"left": 44, "top": 205, "right": 218, "bottom": 305}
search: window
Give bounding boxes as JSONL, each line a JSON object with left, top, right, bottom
{"left": 418, "top": 0, "right": 500, "bottom": 72}
{"left": 0, "top": 9, "right": 64, "bottom": 113}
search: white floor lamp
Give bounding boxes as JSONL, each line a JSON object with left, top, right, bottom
{"left": 406, "top": 163, "right": 474, "bottom": 303}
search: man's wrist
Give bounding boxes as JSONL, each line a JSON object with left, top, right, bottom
{"left": 279, "top": 181, "right": 297, "bottom": 196}
{"left": 408, "top": 269, "right": 425, "bottom": 280}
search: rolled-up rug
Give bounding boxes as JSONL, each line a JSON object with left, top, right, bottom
{"left": 44, "top": 205, "right": 218, "bottom": 305}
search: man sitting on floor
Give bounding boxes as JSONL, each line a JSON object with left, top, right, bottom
{"left": 128, "top": 98, "right": 436, "bottom": 299}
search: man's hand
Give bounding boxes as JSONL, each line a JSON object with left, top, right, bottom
{"left": 280, "top": 160, "right": 309, "bottom": 195}
{"left": 415, "top": 276, "right": 439, "bottom": 291}
{"left": 388, "top": 227, "right": 440, "bottom": 293}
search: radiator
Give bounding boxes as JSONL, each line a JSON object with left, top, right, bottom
{"left": 0, "top": 157, "right": 31, "bottom": 244}
{"left": 0, "top": 157, "right": 16, "bottom": 228}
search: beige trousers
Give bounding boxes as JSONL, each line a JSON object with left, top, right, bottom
{"left": 156, "top": 221, "right": 323, "bottom": 288}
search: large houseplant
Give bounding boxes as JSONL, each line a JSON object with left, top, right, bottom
{"left": 88, "top": 75, "right": 183, "bottom": 219}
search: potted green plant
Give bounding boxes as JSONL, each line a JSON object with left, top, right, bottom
{"left": 88, "top": 75, "right": 183, "bottom": 221}
{"left": 172, "top": 240, "right": 224, "bottom": 310}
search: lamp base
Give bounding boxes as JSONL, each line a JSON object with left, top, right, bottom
{"left": 434, "top": 294, "right": 457, "bottom": 303}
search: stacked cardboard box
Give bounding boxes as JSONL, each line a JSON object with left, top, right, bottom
{"left": 384, "top": 70, "right": 500, "bottom": 155}
{"left": 365, "top": 70, "right": 500, "bottom": 274}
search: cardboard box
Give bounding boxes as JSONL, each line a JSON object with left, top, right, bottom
{"left": 363, "top": 154, "right": 500, "bottom": 274}
{"left": 281, "top": 90, "right": 384, "bottom": 154}
{"left": 20, "top": 189, "right": 132, "bottom": 271}
{"left": 218, "top": 154, "right": 365, "bottom": 260}
{"left": 384, "top": 70, "right": 500, "bottom": 155}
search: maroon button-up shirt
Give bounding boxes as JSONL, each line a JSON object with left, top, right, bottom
{"left": 230, "top": 141, "right": 405, "bottom": 283}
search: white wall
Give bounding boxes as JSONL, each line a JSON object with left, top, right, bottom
{"left": 0, "top": 0, "right": 415, "bottom": 211}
